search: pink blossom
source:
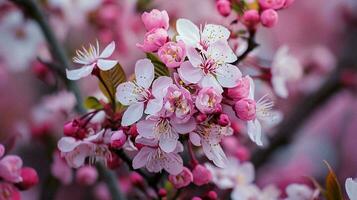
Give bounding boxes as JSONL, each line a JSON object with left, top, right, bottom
{"left": 285, "top": 184, "right": 319, "bottom": 200}
{"left": 189, "top": 123, "right": 233, "bottom": 167}
{"left": 218, "top": 114, "right": 230, "bottom": 126}
{"left": 110, "top": 130, "right": 127, "bottom": 149}
{"left": 242, "top": 10, "right": 260, "bottom": 29}
{"left": 216, "top": 0, "right": 231, "bottom": 17}
{"left": 141, "top": 9, "right": 169, "bottom": 31}
{"left": 283, "top": 0, "right": 295, "bottom": 8}
{"left": 132, "top": 137, "right": 184, "bottom": 175}
{"left": 51, "top": 151, "right": 73, "bottom": 185}
{"left": 192, "top": 164, "right": 212, "bottom": 186}
{"left": 0, "top": 144, "right": 4, "bottom": 158}
{"left": 116, "top": 59, "right": 173, "bottom": 126}
{"left": 0, "top": 155, "right": 23, "bottom": 183}
{"left": 76, "top": 166, "right": 98, "bottom": 186}
{"left": 17, "top": 167, "right": 39, "bottom": 190}
{"left": 234, "top": 98, "right": 257, "bottom": 121}
{"left": 259, "top": 0, "right": 285, "bottom": 10}
{"left": 158, "top": 41, "right": 186, "bottom": 68}
{"left": 261, "top": 9, "right": 279, "bottom": 28}
{"left": 136, "top": 28, "right": 168, "bottom": 52}
{"left": 168, "top": 167, "right": 193, "bottom": 189}
{"left": 163, "top": 85, "right": 194, "bottom": 124}
{"left": 0, "top": 182, "right": 20, "bottom": 200}
{"left": 137, "top": 113, "right": 196, "bottom": 153}
{"left": 226, "top": 76, "right": 251, "bottom": 100}
{"left": 195, "top": 87, "right": 222, "bottom": 114}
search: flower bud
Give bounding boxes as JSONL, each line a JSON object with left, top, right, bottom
{"left": 0, "top": 183, "right": 20, "bottom": 200}
{"left": 283, "top": 0, "right": 294, "bottom": 8}
{"left": 0, "top": 155, "right": 23, "bottom": 183}
{"left": 216, "top": 0, "right": 231, "bottom": 17}
{"left": 158, "top": 188, "right": 167, "bottom": 197}
{"left": 32, "top": 61, "right": 50, "bottom": 81}
{"left": 168, "top": 167, "right": 193, "bottom": 189}
{"left": 192, "top": 197, "right": 202, "bottom": 200}
{"left": 234, "top": 98, "right": 256, "bottom": 121}
{"left": 196, "top": 87, "right": 222, "bottom": 114}
{"left": 136, "top": 28, "right": 168, "bottom": 52}
{"left": 141, "top": 9, "right": 169, "bottom": 31}
{"left": 130, "top": 172, "right": 144, "bottom": 186}
{"left": 234, "top": 146, "right": 251, "bottom": 161}
{"left": 226, "top": 76, "right": 250, "bottom": 100}
{"left": 76, "top": 166, "right": 98, "bottom": 186}
{"left": 110, "top": 130, "right": 127, "bottom": 149}
{"left": 158, "top": 41, "right": 186, "bottom": 68}
{"left": 242, "top": 10, "right": 260, "bottom": 29}
{"left": 196, "top": 113, "right": 207, "bottom": 123}
{"left": 207, "top": 191, "right": 218, "bottom": 200}
{"left": 63, "top": 120, "right": 78, "bottom": 137}
{"left": 128, "top": 125, "right": 138, "bottom": 138}
{"left": 16, "top": 167, "right": 39, "bottom": 190}
{"left": 218, "top": 114, "right": 230, "bottom": 126}
{"left": 259, "top": 0, "right": 285, "bottom": 10}
{"left": 192, "top": 165, "right": 212, "bottom": 186}
{"left": 261, "top": 9, "right": 279, "bottom": 28}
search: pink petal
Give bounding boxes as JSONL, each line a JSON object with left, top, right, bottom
{"left": 200, "top": 74, "right": 223, "bottom": 93}
{"left": 216, "top": 64, "right": 242, "bottom": 88}
{"left": 163, "top": 152, "right": 183, "bottom": 175}
{"left": 171, "top": 118, "right": 196, "bottom": 134}
{"left": 145, "top": 98, "right": 163, "bottom": 115}
{"left": 137, "top": 119, "right": 156, "bottom": 138}
{"left": 159, "top": 132, "right": 179, "bottom": 153}
{"left": 187, "top": 47, "right": 203, "bottom": 68}
{"left": 135, "top": 58, "right": 154, "bottom": 89}
{"left": 99, "top": 41, "right": 115, "bottom": 58}
{"left": 178, "top": 61, "right": 204, "bottom": 84}
{"left": 176, "top": 18, "right": 200, "bottom": 47}
{"left": 132, "top": 147, "right": 152, "bottom": 169}
{"left": 151, "top": 76, "right": 173, "bottom": 98}
{"left": 189, "top": 132, "right": 201, "bottom": 146}
{"left": 97, "top": 59, "right": 117, "bottom": 71}
{"left": 58, "top": 137, "right": 80, "bottom": 152}
{"left": 0, "top": 155, "right": 23, "bottom": 183}
{"left": 121, "top": 102, "right": 144, "bottom": 126}
{"left": 208, "top": 40, "right": 237, "bottom": 63}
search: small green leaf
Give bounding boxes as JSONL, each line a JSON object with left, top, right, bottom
{"left": 324, "top": 161, "right": 344, "bottom": 200}
{"left": 84, "top": 96, "right": 102, "bottom": 110}
{"left": 146, "top": 53, "right": 170, "bottom": 78}
{"left": 98, "top": 63, "right": 126, "bottom": 103}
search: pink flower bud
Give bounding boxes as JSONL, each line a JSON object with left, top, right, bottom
{"left": 141, "top": 9, "right": 169, "bottom": 31}
{"left": 283, "top": 0, "right": 294, "bottom": 8}
{"left": 0, "top": 144, "right": 5, "bottom": 158}
{"left": 110, "top": 130, "right": 127, "bottom": 149}
{"left": 0, "top": 183, "right": 20, "bottom": 200}
{"left": 106, "top": 153, "right": 122, "bottom": 169}
{"left": 242, "top": 10, "right": 260, "bottom": 29}
{"left": 158, "top": 188, "right": 167, "bottom": 197}
{"left": 158, "top": 41, "right": 186, "bottom": 68}
{"left": 0, "top": 155, "right": 23, "bottom": 183}
{"left": 216, "top": 0, "right": 231, "bottom": 17}
{"left": 234, "top": 98, "right": 256, "bottom": 121}
{"left": 63, "top": 120, "right": 87, "bottom": 139}
{"left": 261, "top": 9, "right": 279, "bottom": 28}
{"left": 226, "top": 76, "right": 250, "bottom": 100}
{"left": 218, "top": 114, "right": 230, "bottom": 126}
{"left": 196, "top": 87, "right": 222, "bottom": 114}
{"left": 196, "top": 113, "right": 208, "bottom": 123}
{"left": 136, "top": 28, "right": 168, "bottom": 52}
{"left": 207, "top": 191, "right": 218, "bottom": 200}
{"left": 259, "top": 0, "right": 285, "bottom": 10}
{"left": 192, "top": 197, "right": 202, "bottom": 200}
{"left": 168, "top": 167, "right": 193, "bottom": 189}
{"left": 76, "top": 166, "right": 98, "bottom": 186}
{"left": 192, "top": 165, "right": 212, "bottom": 186}
{"left": 32, "top": 61, "right": 50, "bottom": 81}
{"left": 16, "top": 167, "right": 39, "bottom": 190}
{"left": 234, "top": 146, "right": 251, "bottom": 161}
{"left": 130, "top": 172, "right": 144, "bottom": 186}
{"left": 128, "top": 125, "right": 138, "bottom": 138}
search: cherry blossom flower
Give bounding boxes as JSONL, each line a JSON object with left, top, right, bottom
{"left": 57, "top": 129, "right": 113, "bottom": 168}
{"left": 231, "top": 184, "right": 280, "bottom": 200}
{"left": 284, "top": 184, "right": 319, "bottom": 200}
{"left": 136, "top": 28, "right": 168, "bottom": 52}
{"left": 190, "top": 123, "right": 233, "bottom": 167}
{"left": 66, "top": 41, "right": 117, "bottom": 80}
{"left": 271, "top": 46, "right": 302, "bottom": 98}
{"left": 195, "top": 87, "right": 222, "bottom": 114}
{"left": 137, "top": 112, "right": 196, "bottom": 153}
{"left": 158, "top": 41, "right": 186, "bottom": 68}
{"left": 141, "top": 9, "right": 169, "bottom": 31}
{"left": 0, "top": 182, "right": 20, "bottom": 200}
{"left": 178, "top": 40, "right": 241, "bottom": 93}
{"left": 132, "top": 137, "right": 184, "bottom": 175}
{"left": 116, "top": 58, "right": 172, "bottom": 126}
{"left": 168, "top": 167, "right": 193, "bottom": 189}
{"left": 346, "top": 178, "right": 357, "bottom": 200}
{"left": 0, "top": 155, "right": 23, "bottom": 183}
{"left": 51, "top": 151, "right": 73, "bottom": 185}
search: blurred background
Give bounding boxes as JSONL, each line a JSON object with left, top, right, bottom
{"left": 0, "top": 0, "right": 356, "bottom": 199}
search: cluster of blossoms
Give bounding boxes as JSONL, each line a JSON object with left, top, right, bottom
{"left": 216, "top": 0, "right": 294, "bottom": 29}
{"left": 0, "top": 144, "right": 39, "bottom": 200}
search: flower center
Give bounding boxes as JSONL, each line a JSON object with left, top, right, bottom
{"left": 201, "top": 59, "right": 217, "bottom": 75}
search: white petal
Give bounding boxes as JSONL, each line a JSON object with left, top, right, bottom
{"left": 121, "top": 102, "right": 144, "bottom": 126}
{"left": 116, "top": 82, "right": 140, "bottom": 105}
{"left": 178, "top": 61, "right": 204, "bottom": 84}
{"left": 97, "top": 59, "right": 117, "bottom": 71}
{"left": 135, "top": 58, "right": 155, "bottom": 89}
{"left": 202, "top": 24, "right": 230, "bottom": 45}
{"left": 208, "top": 40, "right": 237, "bottom": 64}
{"left": 202, "top": 141, "right": 227, "bottom": 168}
{"left": 132, "top": 147, "right": 152, "bottom": 169}
{"left": 247, "top": 120, "right": 263, "bottom": 146}
{"left": 247, "top": 76, "right": 255, "bottom": 100}
{"left": 159, "top": 132, "right": 178, "bottom": 153}
{"left": 187, "top": 47, "right": 203, "bottom": 67}
{"left": 99, "top": 41, "right": 115, "bottom": 58}
{"left": 200, "top": 74, "right": 223, "bottom": 93}
{"left": 176, "top": 18, "right": 200, "bottom": 47}
{"left": 272, "top": 76, "right": 288, "bottom": 98}
{"left": 151, "top": 76, "right": 173, "bottom": 98}
{"left": 145, "top": 98, "right": 163, "bottom": 115}
{"left": 216, "top": 64, "right": 242, "bottom": 88}
{"left": 189, "top": 132, "right": 201, "bottom": 146}
{"left": 66, "top": 64, "right": 94, "bottom": 80}
{"left": 58, "top": 137, "right": 80, "bottom": 152}
{"left": 346, "top": 178, "right": 357, "bottom": 200}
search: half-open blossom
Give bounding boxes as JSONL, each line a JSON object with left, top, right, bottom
{"left": 137, "top": 113, "right": 196, "bottom": 153}
{"left": 189, "top": 123, "right": 233, "bottom": 167}
{"left": 234, "top": 98, "right": 256, "bottom": 121}
{"left": 176, "top": 18, "right": 230, "bottom": 50}
{"left": 132, "top": 137, "right": 184, "bottom": 175}
{"left": 0, "top": 155, "right": 23, "bottom": 183}
{"left": 242, "top": 10, "right": 260, "bottom": 29}
{"left": 259, "top": 0, "right": 285, "bottom": 10}
{"left": 226, "top": 76, "right": 250, "bottom": 100}
{"left": 136, "top": 28, "right": 168, "bottom": 52}
{"left": 178, "top": 41, "right": 241, "bottom": 93}
{"left": 346, "top": 178, "right": 357, "bottom": 200}
{"left": 158, "top": 41, "right": 186, "bottom": 68}
{"left": 271, "top": 46, "right": 302, "bottom": 98}
{"left": 141, "top": 9, "right": 169, "bottom": 31}
{"left": 261, "top": 9, "right": 279, "bottom": 28}
{"left": 116, "top": 58, "right": 172, "bottom": 126}
{"left": 284, "top": 184, "right": 319, "bottom": 200}
{"left": 168, "top": 167, "right": 193, "bottom": 189}
{"left": 66, "top": 41, "right": 117, "bottom": 80}
{"left": 192, "top": 164, "right": 212, "bottom": 186}
{"left": 57, "top": 129, "right": 113, "bottom": 168}
{"left": 195, "top": 87, "right": 222, "bottom": 114}
{"left": 163, "top": 85, "right": 194, "bottom": 124}
{"left": 216, "top": 0, "right": 232, "bottom": 17}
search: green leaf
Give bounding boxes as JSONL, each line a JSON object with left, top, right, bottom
{"left": 84, "top": 96, "right": 103, "bottom": 110}
{"left": 98, "top": 63, "right": 126, "bottom": 103}
{"left": 146, "top": 53, "right": 170, "bottom": 78}
{"left": 324, "top": 161, "right": 345, "bottom": 200}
